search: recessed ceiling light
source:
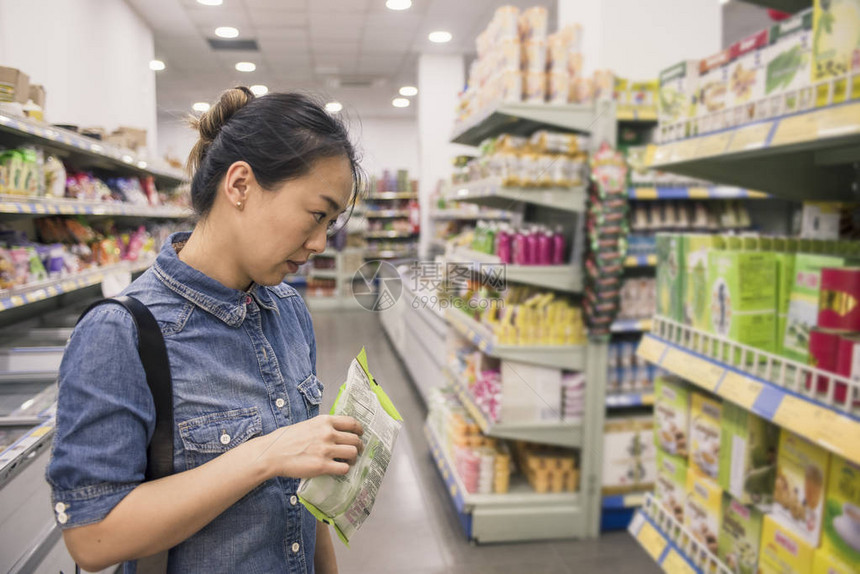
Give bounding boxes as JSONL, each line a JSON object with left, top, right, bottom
{"left": 325, "top": 101, "right": 343, "bottom": 113}
{"left": 719, "top": 0, "right": 731, "bottom": 4}
{"left": 235, "top": 62, "right": 256, "bottom": 72}
{"left": 386, "top": 0, "right": 412, "bottom": 10}
{"left": 149, "top": 60, "right": 166, "bottom": 71}
{"left": 250, "top": 84, "right": 268, "bottom": 96}
{"left": 392, "top": 97, "right": 410, "bottom": 108}
{"left": 197, "top": 0, "right": 223, "bottom": 5}
{"left": 215, "top": 26, "right": 239, "bottom": 38}
{"left": 428, "top": 31, "right": 452, "bottom": 43}
{"left": 399, "top": 86, "right": 418, "bottom": 97}
{"left": 193, "top": 102, "right": 211, "bottom": 112}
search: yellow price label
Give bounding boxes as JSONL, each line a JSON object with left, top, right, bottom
{"left": 771, "top": 112, "right": 819, "bottom": 147}
{"left": 19, "top": 204, "right": 33, "bottom": 213}
{"left": 9, "top": 295, "right": 25, "bottom": 307}
{"left": 662, "top": 348, "right": 724, "bottom": 391}
{"left": 637, "top": 336, "right": 667, "bottom": 364}
{"left": 33, "top": 204, "right": 46, "bottom": 214}
{"left": 642, "top": 393, "right": 655, "bottom": 406}
{"left": 727, "top": 122, "right": 772, "bottom": 153}
{"left": 637, "top": 521, "right": 667, "bottom": 561}
{"left": 773, "top": 395, "right": 822, "bottom": 437}
{"left": 718, "top": 371, "right": 763, "bottom": 410}
{"left": 632, "top": 188, "right": 658, "bottom": 200}
{"left": 30, "top": 426, "right": 52, "bottom": 438}
{"left": 816, "top": 102, "right": 860, "bottom": 140}
{"left": 819, "top": 415, "right": 860, "bottom": 466}
{"left": 644, "top": 145, "right": 657, "bottom": 168}
{"left": 769, "top": 395, "right": 860, "bottom": 464}
{"left": 623, "top": 493, "right": 645, "bottom": 508}
{"left": 694, "top": 132, "right": 732, "bottom": 159}
{"left": 662, "top": 549, "right": 696, "bottom": 574}
{"left": 687, "top": 187, "right": 710, "bottom": 199}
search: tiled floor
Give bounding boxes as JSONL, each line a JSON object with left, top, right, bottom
{"left": 310, "top": 309, "right": 660, "bottom": 574}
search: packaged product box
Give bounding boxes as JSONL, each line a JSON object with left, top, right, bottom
{"left": 728, "top": 29, "right": 770, "bottom": 125}
{"left": 773, "top": 429, "right": 831, "bottom": 547}
{"left": 774, "top": 239, "right": 798, "bottom": 356}
{"left": 783, "top": 254, "right": 847, "bottom": 364}
{"left": 812, "top": 0, "right": 860, "bottom": 104}
{"left": 654, "top": 375, "right": 692, "bottom": 458}
{"left": 683, "top": 234, "right": 715, "bottom": 330}
{"left": 630, "top": 80, "right": 658, "bottom": 108}
{"left": 656, "top": 233, "right": 684, "bottom": 322}
{"left": 500, "top": 360, "right": 562, "bottom": 423}
{"left": 821, "top": 454, "right": 860, "bottom": 570}
{"left": 602, "top": 416, "right": 656, "bottom": 494}
{"left": 812, "top": 548, "right": 860, "bottom": 574}
{"left": 759, "top": 514, "right": 817, "bottom": 574}
{"left": 690, "top": 392, "right": 722, "bottom": 480}
{"left": 707, "top": 249, "right": 777, "bottom": 357}
{"left": 0, "top": 66, "right": 30, "bottom": 104}
{"left": 656, "top": 449, "right": 688, "bottom": 523}
{"left": 718, "top": 494, "right": 765, "bottom": 574}
{"left": 719, "top": 401, "right": 780, "bottom": 506}
{"left": 685, "top": 469, "right": 723, "bottom": 556}
{"left": 27, "top": 84, "right": 45, "bottom": 109}
{"left": 764, "top": 9, "right": 815, "bottom": 118}
{"left": 658, "top": 61, "right": 699, "bottom": 140}
{"left": 697, "top": 49, "right": 733, "bottom": 135}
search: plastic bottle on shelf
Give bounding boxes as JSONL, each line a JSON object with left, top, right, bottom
{"left": 526, "top": 226, "right": 539, "bottom": 265}
{"left": 513, "top": 227, "right": 527, "bottom": 265}
{"left": 552, "top": 225, "right": 566, "bottom": 265}
{"left": 537, "top": 226, "right": 552, "bottom": 265}
{"left": 472, "top": 220, "right": 484, "bottom": 251}
{"left": 408, "top": 197, "right": 420, "bottom": 233}
{"left": 496, "top": 224, "right": 512, "bottom": 263}
{"left": 485, "top": 222, "right": 497, "bottom": 255}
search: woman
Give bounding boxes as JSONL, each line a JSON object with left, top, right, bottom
{"left": 47, "top": 87, "right": 365, "bottom": 573}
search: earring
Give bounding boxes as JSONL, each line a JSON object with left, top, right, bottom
{"left": 236, "top": 201, "right": 244, "bottom": 211}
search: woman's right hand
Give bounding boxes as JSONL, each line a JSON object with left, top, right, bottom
{"left": 254, "top": 415, "right": 364, "bottom": 479}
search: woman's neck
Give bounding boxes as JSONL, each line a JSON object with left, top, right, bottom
{"left": 177, "top": 225, "right": 252, "bottom": 291}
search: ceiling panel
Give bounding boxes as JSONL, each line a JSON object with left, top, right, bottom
{"left": 243, "top": 0, "right": 307, "bottom": 9}
{"left": 184, "top": 5, "right": 252, "bottom": 30}
{"left": 309, "top": 14, "right": 365, "bottom": 40}
{"left": 248, "top": 9, "right": 308, "bottom": 27}
{"left": 308, "top": 0, "right": 370, "bottom": 12}
{"left": 255, "top": 26, "right": 309, "bottom": 40}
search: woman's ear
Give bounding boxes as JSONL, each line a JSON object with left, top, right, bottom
{"left": 222, "top": 161, "right": 254, "bottom": 209}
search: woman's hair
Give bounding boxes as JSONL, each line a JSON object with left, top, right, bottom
{"left": 187, "top": 87, "right": 363, "bottom": 222}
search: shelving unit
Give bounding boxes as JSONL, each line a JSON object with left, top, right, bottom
{"left": 605, "top": 391, "right": 654, "bottom": 409}
{"left": 624, "top": 254, "right": 657, "bottom": 267}
{"left": 443, "top": 176, "right": 586, "bottom": 213}
{"left": 451, "top": 102, "right": 596, "bottom": 146}
{"left": 610, "top": 318, "right": 652, "bottom": 333}
{"left": 0, "top": 195, "right": 190, "bottom": 218}
{"left": 447, "top": 246, "right": 583, "bottom": 293}
{"left": 305, "top": 248, "right": 364, "bottom": 311}
{"left": 429, "top": 208, "right": 511, "bottom": 221}
{"left": 362, "top": 185, "right": 418, "bottom": 262}
{"left": 627, "top": 186, "right": 768, "bottom": 200}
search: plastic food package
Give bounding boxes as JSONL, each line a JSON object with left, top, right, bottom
{"left": 297, "top": 349, "right": 402, "bottom": 545}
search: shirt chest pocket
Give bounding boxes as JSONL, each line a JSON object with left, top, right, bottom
{"left": 179, "top": 407, "right": 262, "bottom": 470}
{"left": 297, "top": 374, "right": 324, "bottom": 420}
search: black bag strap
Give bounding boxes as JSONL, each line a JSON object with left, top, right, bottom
{"left": 77, "top": 295, "right": 174, "bottom": 480}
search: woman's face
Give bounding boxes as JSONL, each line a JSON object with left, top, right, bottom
{"left": 236, "top": 155, "right": 354, "bottom": 287}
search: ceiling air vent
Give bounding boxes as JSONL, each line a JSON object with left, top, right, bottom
{"left": 207, "top": 39, "right": 260, "bottom": 51}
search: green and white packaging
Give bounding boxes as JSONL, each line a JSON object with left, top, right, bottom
{"left": 656, "top": 233, "right": 684, "bottom": 322}
{"left": 773, "top": 238, "right": 797, "bottom": 356}
{"left": 297, "top": 348, "right": 403, "bottom": 545}
{"left": 764, "top": 9, "right": 815, "bottom": 117}
{"left": 718, "top": 494, "right": 765, "bottom": 574}
{"left": 683, "top": 234, "right": 715, "bottom": 330}
{"left": 719, "top": 401, "right": 780, "bottom": 506}
{"left": 656, "top": 449, "right": 689, "bottom": 523}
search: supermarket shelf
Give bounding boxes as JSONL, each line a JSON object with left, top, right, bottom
{"left": 606, "top": 391, "right": 655, "bottom": 409}
{"left": 365, "top": 209, "right": 409, "bottom": 218}
{"left": 0, "top": 418, "right": 55, "bottom": 487}
{"left": 624, "top": 254, "right": 657, "bottom": 267}
{"left": 627, "top": 186, "right": 768, "bottom": 200}
{"left": 446, "top": 309, "right": 586, "bottom": 371}
{"left": 650, "top": 101, "right": 860, "bottom": 200}
{"left": 448, "top": 247, "right": 582, "bottom": 293}
{"left": 366, "top": 192, "right": 417, "bottom": 200}
{"left": 308, "top": 268, "right": 338, "bottom": 279}
{"left": 0, "top": 259, "right": 152, "bottom": 314}
{"left": 451, "top": 103, "right": 595, "bottom": 146}
{"left": 639, "top": 316, "right": 860, "bottom": 465}
{"left": 629, "top": 494, "right": 732, "bottom": 574}
{"left": 0, "top": 114, "right": 185, "bottom": 187}
{"left": 739, "top": 0, "right": 809, "bottom": 13}
{"left": 364, "top": 230, "right": 417, "bottom": 239}
{"left": 424, "top": 422, "right": 585, "bottom": 542}
{"left": 610, "top": 318, "right": 652, "bottom": 333}
{"left": 364, "top": 249, "right": 417, "bottom": 260}
{"left": 0, "top": 195, "right": 191, "bottom": 218}
{"left": 444, "top": 177, "right": 586, "bottom": 213}
{"left": 445, "top": 366, "right": 582, "bottom": 448}
{"left": 430, "top": 209, "right": 512, "bottom": 220}
{"left": 616, "top": 105, "right": 658, "bottom": 123}
{"left": 602, "top": 492, "right": 647, "bottom": 509}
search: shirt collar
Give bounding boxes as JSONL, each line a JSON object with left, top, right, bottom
{"left": 153, "top": 232, "right": 278, "bottom": 327}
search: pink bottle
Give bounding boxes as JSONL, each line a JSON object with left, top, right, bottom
{"left": 537, "top": 226, "right": 552, "bottom": 265}
{"left": 552, "top": 225, "right": 566, "bottom": 265}
{"left": 496, "top": 225, "right": 512, "bottom": 264}
{"left": 525, "top": 228, "right": 538, "bottom": 265}
{"left": 513, "top": 228, "right": 528, "bottom": 265}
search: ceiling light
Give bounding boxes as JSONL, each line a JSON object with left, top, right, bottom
{"left": 428, "top": 31, "right": 452, "bottom": 43}
{"left": 149, "top": 60, "right": 166, "bottom": 71}
{"left": 325, "top": 101, "right": 343, "bottom": 113}
{"left": 386, "top": 0, "right": 412, "bottom": 10}
{"left": 197, "top": 0, "right": 223, "bottom": 5}
{"left": 250, "top": 84, "right": 268, "bottom": 96}
{"left": 399, "top": 85, "right": 418, "bottom": 97}
{"left": 193, "top": 102, "right": 211, "bottom": 112}
{"left": 719, "top": 0, "right": 731, "bottom": 4}
{"left": 235, "top": 62, "right": 256, "bottom": 72}
{"left": 392, "top": 97, "right": 410, "bottom": 108}
{"left": 215, "top": 26, "right": 239, "bottom": 38}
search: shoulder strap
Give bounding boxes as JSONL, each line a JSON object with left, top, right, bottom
{"left": 77, "top": 295, "right": 175, "bottom": 480}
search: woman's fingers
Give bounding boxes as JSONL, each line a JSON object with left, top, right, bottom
{"left": 329, "top": 415, "right": 363, "bottom": 436}
{"left": 330, "top": 444, "right": 359, "bottom": 463}
{"left": 333, "top": 430, "right": 363, "bottom": 450}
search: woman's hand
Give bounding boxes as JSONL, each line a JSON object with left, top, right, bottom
{"left": 255, "top": 415, "right": 364, "bottom": 479}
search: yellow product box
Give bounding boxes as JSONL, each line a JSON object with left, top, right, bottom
{"left": 656, "top": 449, "right": 688, "bottom": 523}
{"left": 812, "top": 0, "right": 860, "bottom": 103}
{"left": 685, "top": 469, "right": 723, "bottom": 556}
{"left": 813, "top": 548, "right": 860, "bottom": 574}
{"left": 760, "top": 514, "right": 817, "bottom": 574}
{"left": 774, "top": 429, "right": 831, "bottom": 547}
{"left": 822, "top": 454, "right": 860, "bottom": 570}
{"left": 690, "top": 392, "right": 722, "bottom": 481}
{"left": 654, "top": 376, "right": 692, "bottom": 458}
{"left": 718, "top": 494, "right": 764, "bottom": 574}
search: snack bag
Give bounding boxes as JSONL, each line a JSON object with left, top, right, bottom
{"left": 297, "top": 348, "right": 402, "bottom": 545}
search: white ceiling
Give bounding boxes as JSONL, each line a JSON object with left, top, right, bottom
{"left": 125, "top": 0, "right": 556, "bottom": 120}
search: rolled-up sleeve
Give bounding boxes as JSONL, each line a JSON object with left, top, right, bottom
{"left": 46, "top": 305, "right": 155, "bottom": 529}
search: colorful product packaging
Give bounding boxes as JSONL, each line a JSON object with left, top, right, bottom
{"left": 690, "top": 392, "right": 722, "bottom": 480}
{"left": 656, "top": 233, "right": 684, "bottom": 322}
{"left": 685, "top": 469, "right": 724, "bottom": 556}
{"left": 812, "top": 0, "right": 860, "bottom": 105}
{"left": 728, "top": 29, "right": 770, "bottom": 125}
{"left": 773, "top": 429, "right": 831, "bottom": 547}
{"left": 718, "top": 494, "right": 765, "bottom": 574}
{"left": 821, "top": 454, "right": 860, "bottom": 571}
{"left": 759, "top": 514, "right": 817, "bottom": 574}
{"left": 658, "top": 61, "right": 699, "bottom": 141}
{"left": 812, "top": 548, "right": 860, "bottom": 574}
{"left": 774, "top": 239, "right": 798, "bottom": 356}
{"left": 818, "top": 267, "right": 860, "bottom": 332}
{"left": 602, "top": 416, "right": 656, "bottom": 494}
{"left": 764, "top": 9, "right": 815, "bottom": 118}
{"left": 719, "top": 401, "right": 780, "bottom": 506}
{"left": 683, "top": 234, "right": 715, "bottom": 330}
{"left": 656, "top": 449, "right": 689, "bottom": 523}
{"left": 697, "top": 49, "right": 733, "bottom": 135}
{"left": 808, "top": 327, "right": 856, "bottom": 403}
{"left": 654, "top": 376, "right": 692, "bottom": 458}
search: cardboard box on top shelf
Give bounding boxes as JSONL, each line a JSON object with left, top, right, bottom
{"left": 0, "top": 66, "right": 30, "bottom": 104}
{"left": 764, "top": 9, "right": 815, "bottom": 118}
{"left": 697, "top": 48, "right": 733, "bottom": 135}
{"left": 654, "top": 376, "right": 692, "bottom": 459}
{"left": 759, "top": 514, "right": 816, "bottom": 574}
{"left": 821, "top": 454, "right": 860, "bottom": 571}
{"left": 656, "top": 448, "right": 688, "bottom": 524}
{"left": 690, "top": 391, "right": 722, "bottom": 481}
{"left": 719, "top": 401, "right": 780, "bottom": 507}
{"left": 718, "top": 493, "right": 765, "bottom": 574}
{"left": 658, "top": 61, "right": 699, "bottom": 141}
{"left": 27, "top": 84, "right": 45, "bottom": 109}
{"left": 685, "top": 468, "right": 724, "bottom": 557}
{"left": 114, "top": 126, "right": 148, "bottom": 151}
{"left": 812, "top": 0, "right": 860, "bottom": 106}
{"left": 602, "top": 416, "right": 656, "bottom": 494}
{"left": 728, "top": 28, "right": 770, "bottom": 125}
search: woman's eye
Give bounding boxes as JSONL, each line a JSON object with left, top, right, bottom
{"left": 326, "top": 219, "right": 338, "bottom": 231}
{"left": 313, "top": 212, "right": 327, "bottom": 223}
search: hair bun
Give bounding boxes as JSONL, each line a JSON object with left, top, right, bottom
{"left": 187, "top": 86, "right": 255, "bottom": 173}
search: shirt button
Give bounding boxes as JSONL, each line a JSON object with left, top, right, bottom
{"left": 276, "top": 398, "right": 285, "bottom": 409}
{"left": 55, "top": 502, "right": 66, "bottom": 513}
{"left": 57, "top": 512, "right": 68, "bottom": 525}
{"left": 220, "top": 433, "right": 231, "bottom": 445}
{"left": 290, "top": 495, "right": 298, "bottom": 506}
{"left": 245, "top": 295, "right": 252, "bottom": 305}
{"left": 291, "top": 542, "right": 300, "bottom": 554}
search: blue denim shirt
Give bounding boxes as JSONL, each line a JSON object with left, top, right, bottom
{"left": 47, "top": 232, "right": 323, "bottom": 574}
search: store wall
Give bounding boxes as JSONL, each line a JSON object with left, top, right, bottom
{"left": 0, "top": 0, "right": 158, "bottom": 156}
{"left": 158, "top": 113, "right": 196, "bottom": 167}
{"left": 350, "top": 117, "right": 420, "bottom": 179}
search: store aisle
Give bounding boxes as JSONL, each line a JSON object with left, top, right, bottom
{"left": 309, "top": 309, "right": 659, "bottom": 574}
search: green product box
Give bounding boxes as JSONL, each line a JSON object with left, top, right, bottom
{"left": 683, "top": 234, "right": 715, "bottom": 330}
{"left": 822, "top": 454, "right": 860, "bottom": 570}
{"left": 654, "top": 376, "right": 692, "bottom": 458}
{"left": 719, "top": 494, "right": 765, "bottom": 574}
{"left": 775, "top": 252, "right": 797, "bottom": 356}
{"left": 782, "top": 254, "right": 847, "bottom": 363}
{"left": 656, "top": 449, "right": 689, "bottom": 524}
{"left": 708, "top": 250, "right": 777, "bottom": 357}
{"left": 656, "top": 233, "right": 684, "bottom": 322}
{"left": 719, "top": 401, "right": 780, "bottom": 506}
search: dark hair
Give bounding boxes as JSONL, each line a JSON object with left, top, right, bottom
{"left": 187, "top": 87, "right": 363, "bottom": 221}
